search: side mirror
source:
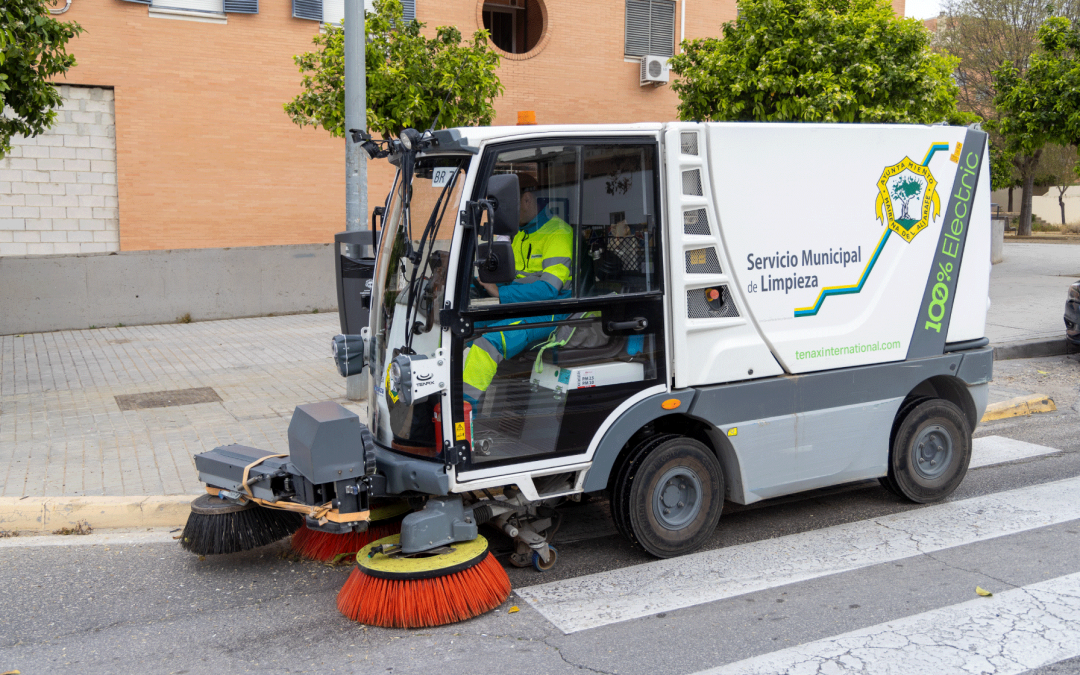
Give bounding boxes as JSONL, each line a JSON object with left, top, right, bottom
{"left": 485, "top": 174, "right": 520, "bottom": 237}
{"left": 332, "top": 334, "right": 366, "bottom": 377}
{"left": 477, "top": 240, "right": 516, "bottom": 284}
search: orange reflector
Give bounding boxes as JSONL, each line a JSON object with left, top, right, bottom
{"left": 661, "top": 399, "right": 681, "bottom": 410}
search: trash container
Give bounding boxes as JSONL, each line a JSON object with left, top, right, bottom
{"left": 335, "top": 230, "right": 379, "bottom": 334}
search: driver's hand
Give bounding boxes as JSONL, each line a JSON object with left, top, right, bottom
{"left": 479, "top": 281, "right": 500, "bottom": 298}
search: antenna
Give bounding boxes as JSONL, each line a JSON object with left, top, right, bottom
{"left": 426, "top": 60, "right": 467, "bottom": 134}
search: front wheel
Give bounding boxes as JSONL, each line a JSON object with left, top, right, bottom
{"left": 624, "top": 437, "right": 724, "bottom": 558}
{"left": 888, "top": 399, "right": 972, "bottom": 503}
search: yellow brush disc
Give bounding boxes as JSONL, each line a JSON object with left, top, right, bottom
{"left": 357, "top": 533, "right": 491, "bottom": 580}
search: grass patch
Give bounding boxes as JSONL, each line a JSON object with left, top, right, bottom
{"left": 53, "top": 520, "right": 93, "bottom": 536}
{"left": 1031, "top": 222, "right": 1062, "bottom": 233}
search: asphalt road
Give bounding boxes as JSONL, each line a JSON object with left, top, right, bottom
{"left": 2, "top": 353, "right": 1078, "bottom": 675}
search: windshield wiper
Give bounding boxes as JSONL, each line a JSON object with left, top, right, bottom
{"left": 402, "top": 168, "right": 460, "bottom": 351}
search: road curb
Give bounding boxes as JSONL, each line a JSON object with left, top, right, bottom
{"left": 0, "top": 495, "right": 198, "bottom": 533}
{"left": 981, "top": 394, "right": 1057, "bottom": 423}
{"left": 993, "top": 337, "right": 1078, "bottom": 361}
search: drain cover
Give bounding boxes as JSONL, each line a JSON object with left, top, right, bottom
{"left": 115, "top": 387, "right": 222, "bottom": 411}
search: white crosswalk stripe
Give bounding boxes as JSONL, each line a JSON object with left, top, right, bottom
{"left": 694, "top": 571, "right": 1080, "bottom": 675}
{"left": 517, "top": 475, "right": 1080, "bottom": 634}
{"left": 970, "top": 435, "right": 1061, "bottom": 468}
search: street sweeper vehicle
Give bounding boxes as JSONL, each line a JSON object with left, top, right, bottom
{"left": 181, "top": 121, "right": 994, "bottom": 628}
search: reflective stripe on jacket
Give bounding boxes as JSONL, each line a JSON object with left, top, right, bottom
{"left": 498, "top": 210, "right": 574, "bottom": 304}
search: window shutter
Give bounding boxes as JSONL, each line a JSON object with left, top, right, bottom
{"left": 400, "top": 0, "right": 415, "bottom": 21}
{"left": 223, "top": 0, "right": 258, "bottom": 12}
{"left": 625, "top": 0, "right": 651, "bottom": 57}
{"left": 650, "top": 0, "right": 675, "bottom": 56}
{"left": 293, "top": 0, "right": 322, "bottom": 20}
{"left": 624, "top": 0, "right": 675, "bottom": 58}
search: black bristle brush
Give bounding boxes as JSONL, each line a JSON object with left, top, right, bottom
{"left": 180, "top": 494, "right": 302, "bottom": 555}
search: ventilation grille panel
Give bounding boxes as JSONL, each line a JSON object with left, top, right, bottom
{"left": 685, "top": 247, "right": 722, "bottom": 274}
{"left": 687, "top": 286, "right": 739, "bottom": 318}
{"left": 682, "top": 169, "right": 702, "bottom": 196}
{"left": 680, "top": 132, "right": 698, "bottom": 155}
{"left": 683, "top": 208, "right": 710, "bottom": 235}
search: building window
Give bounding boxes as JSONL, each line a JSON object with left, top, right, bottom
{"left": 299, "top": 0, "right": 413, "bottom": 24}
{"left": 625, "top": 0, "right": 675, "bottom": 58}
{"left": 121, "top": 0, "right": 258, "bottom": 15}
{"left": 482, "top": 0, "right": 543, "bottom": 55}
{"left": 152, "top": 0, "right": 223, "bottom": 11}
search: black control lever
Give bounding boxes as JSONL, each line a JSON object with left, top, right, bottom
{"left": 607, "top": 318, "right": 648, "bottom": 332}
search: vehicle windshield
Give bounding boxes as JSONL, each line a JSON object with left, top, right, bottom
{"left": 369, "top": 155, "right": 470, "bottom": 456}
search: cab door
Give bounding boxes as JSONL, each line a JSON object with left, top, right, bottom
{"left": 448, "top": 138, "right": 668, "bottom": 477}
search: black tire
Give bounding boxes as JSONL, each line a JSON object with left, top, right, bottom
{"left": 878, "top": 396, "right": 930, "bottom": 497}
{"left": 625, "top": 436, "right": 724, "bottom": 558}
{"left": 887, "top": 399, "right": 971, "bottom": 504}
{"left": 610, "top": 434, "right": 678, "bottom": 545}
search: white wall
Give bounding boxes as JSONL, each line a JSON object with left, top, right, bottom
{"left": 990, "top": 186, "right": 1080, "bottom": 226}
{"left": 0, "top": 85, "right": 119, "bottom": 256}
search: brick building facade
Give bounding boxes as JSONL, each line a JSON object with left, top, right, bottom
{"left": 3, "top": 0, "right": 903, "bottom": 255}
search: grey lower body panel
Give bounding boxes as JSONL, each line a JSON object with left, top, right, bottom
{"left": 720, "top": 398, "right": 903, "bottom": 505}
{"left": 969, "top": 382, "right": 989, "bottom": 428}
{"left": 583, "top": 348, "right": 991, "bottom": 496}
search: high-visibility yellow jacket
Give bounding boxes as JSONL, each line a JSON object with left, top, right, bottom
{"left": 498, "top": 210, "right": 573, "bottom": 304}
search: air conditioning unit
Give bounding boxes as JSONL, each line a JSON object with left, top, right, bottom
{"left": 640, "top": 55, "right": 670, "bottom": 86}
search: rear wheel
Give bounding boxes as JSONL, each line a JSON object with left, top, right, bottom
{"left": 887, "top": 399, "right": 971, "bottom": 503}
{"left": 621, "top": 436, "right": 724, "bottom": 558}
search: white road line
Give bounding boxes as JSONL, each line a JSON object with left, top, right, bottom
{"left": 0, "top": 529, "right": 180, "bottom": 549}
{"left": 695, "top": 571, "right": 1080, "bottom": 675}
{"left": 517, "top": 475, "right": 1080, "bottom": 634}
{"left": 970, "top": 435, "right": 1061, "bottom": 469}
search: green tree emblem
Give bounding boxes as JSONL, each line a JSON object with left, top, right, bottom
{"left": 889, "top": 175, "right": 924, "bottom": 226}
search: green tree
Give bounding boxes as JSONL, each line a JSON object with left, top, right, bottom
{"left": 285, "top": 0, "right": 503, "bottom": 139}
{"left": 1033, "top": 143, "right": 1077, "bottom": 225}
{"left": 0, "top": 0, "right": 83, "bottom": 157}
{"left": 936, "top": 0, "right": 1080, "bottom": 231}
{"left": 890, "top": 175, "right": 925, "bottom": 223}
{"left": 993, "top": 15, "right": 1080, "bottom": 234}
{"left": 668, "top": 0, "right": 971, "bottom": 124}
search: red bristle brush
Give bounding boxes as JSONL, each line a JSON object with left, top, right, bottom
{"left": 290, "top": 500, "right": 412, "bottom": 561}
{"left": 337, "top": 534, "right": 511, "bottom": 628}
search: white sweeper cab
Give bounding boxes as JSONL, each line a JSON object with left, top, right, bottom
{"left": 189, "top": 121, "right": 992, "bottom": 577}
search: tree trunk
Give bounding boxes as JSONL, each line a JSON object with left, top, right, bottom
{"left": 1013, "top": 149, "right": 1043, "bottom": 237}
{"left": 1008, "top": 187, "right": 1013, "bottom": 212}
{"left": 1061, "top": 188, "right": 1067, "bottom": 225}
{"left": 1019, "top": 171, "right": 1034, "bottom": 236}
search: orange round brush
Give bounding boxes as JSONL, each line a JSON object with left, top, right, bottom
{"left": 337, "top": 534, "right": 511, "bottom": 628}
{"left": 290, "top": 500, "right": 412, "bottom": 562}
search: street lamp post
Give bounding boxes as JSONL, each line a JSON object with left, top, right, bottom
{"left": 344, "top": 0, "right": 367, "bottom": 401}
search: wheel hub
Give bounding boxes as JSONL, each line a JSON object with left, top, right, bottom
{"left": 913, "top": 424, "right": 953, "bottom": 480}
{"left": 653, "top": 468, "right": 702, "bottom": 529}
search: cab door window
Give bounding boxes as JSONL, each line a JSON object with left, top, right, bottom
{"left": 458, "top": 140, "right": 665, "bottom": 468}
{"left": 468, "top": 143, "right": 660, "bottom": 309}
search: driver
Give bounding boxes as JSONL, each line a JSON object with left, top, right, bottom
{"left": 462, "top": 173, "right": 574, "bottom": 404}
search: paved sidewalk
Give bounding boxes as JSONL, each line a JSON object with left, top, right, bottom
{"left": 2, "top": 240, "right": 1071, "bottom": 500}
{"left": 986, "top": 242, "right": 1076, "bottom": 344}
{"left": 0, "top": 314, "right": 363, "bottom": 498}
